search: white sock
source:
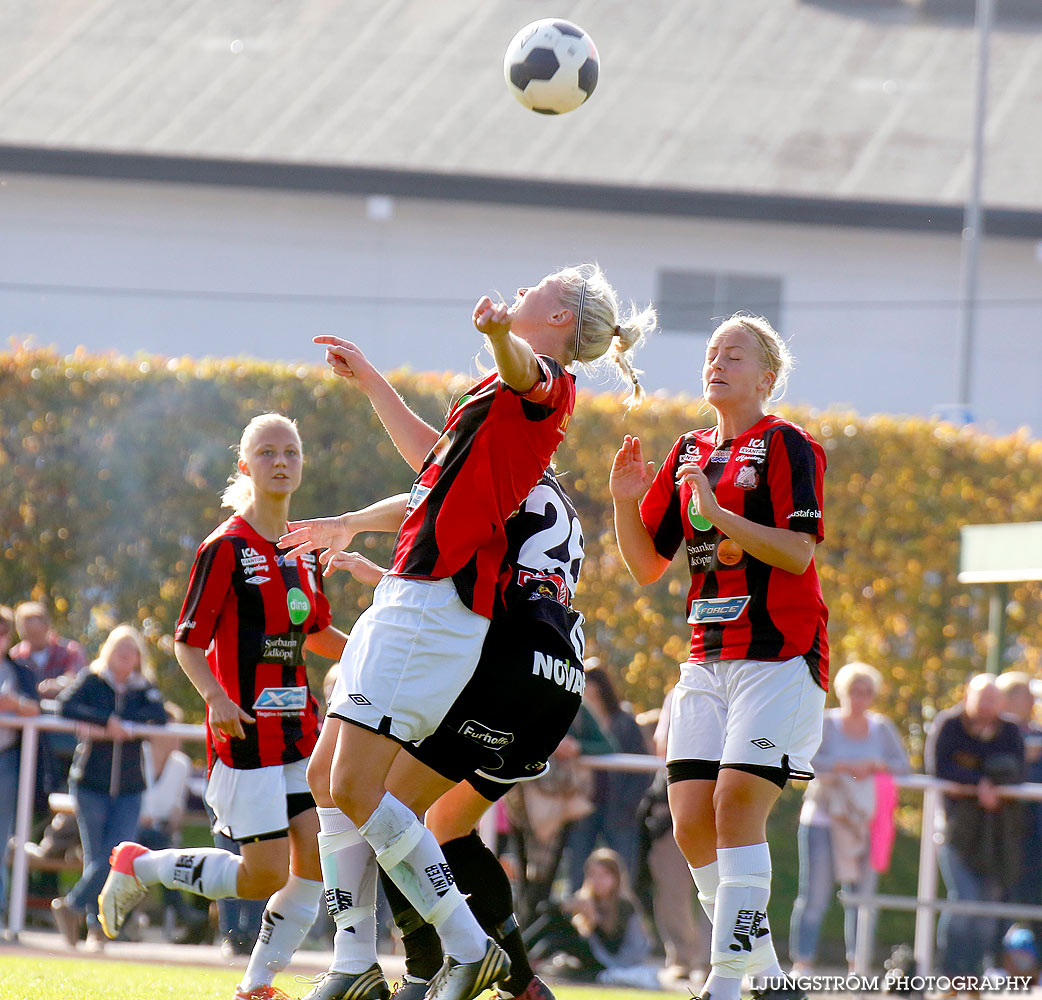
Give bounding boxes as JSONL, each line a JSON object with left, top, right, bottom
{"left": 239, "top": 874, "right": 323, "bottom": 991}
{"left": 689, "top": 860, "right": 718, "bottom": 923}
{"left": 360, "top": 793, "right": 487, "bottom": 963}
{"left": 133, "top": 848, "right": 240, "bottom": 899}
{"left": 316, "top": 805, "right": 380, "bottom": 974}
{"left": 702, "top": 843, "right": 773, "bottom": 1000}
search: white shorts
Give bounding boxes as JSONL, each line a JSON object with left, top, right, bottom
{"left": 666, "top": 655, "right": 825, "bottom": 783}
{"left": 327, "top": 575, "right": 490, "bottom": 744}
{"left": 204, "top": 756, "right": 312, "bottom": 841}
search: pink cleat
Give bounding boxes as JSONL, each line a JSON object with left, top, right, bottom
{"left": 97, "top": 841, "right": 150, "bottom": 939}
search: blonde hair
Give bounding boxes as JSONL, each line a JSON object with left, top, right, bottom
{"left": 712, "top": 313, "right": 794, "bottom": 402}
{"left": 91, "top": 623, "right": 156, "bottom": 685}
{"left": 996, "top": 671, "right": 1033, "bottom": 698}
{"left": 220, "top": 412, "right": 301, "bottom": 512}
{"left": 554, "top": 263, "right": 656, "bottom": 408}
{"left": 833, "top": 661, "right": 882, "bottom": 701}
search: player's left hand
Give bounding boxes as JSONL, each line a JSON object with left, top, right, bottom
{"left": 473, "top": 296, "right": 512, "bottom": 338}
{"left": 280, "top": 515, "right": 356, "bottom": 561}
{"left": 677, "top": 461, "right": 722, "bottom": 524}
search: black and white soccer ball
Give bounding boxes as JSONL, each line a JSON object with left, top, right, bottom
{"left": 503, "top": 19, "right": 599, "bottom": 115}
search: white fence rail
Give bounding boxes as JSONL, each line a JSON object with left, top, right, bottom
{"left": 3, "top": 714, "right": 1040, "bottom": 975}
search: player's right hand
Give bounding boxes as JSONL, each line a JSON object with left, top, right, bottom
{"left": 280, "top": 514, "right": 356, "bottom": 562}
{"left": 609, "top": 435, "right": 656, "bottom": 501}
{"left": 473, "top": 296, "right": 512, "bottom": 338}
{"left": 314, "top": 336, "right": 380, "bottom": 393}
{"left": 206, "top": 691, "right": 255, "bottom": 742}
{"left": 321, "top": 550, "right": 387, "bottom": 586}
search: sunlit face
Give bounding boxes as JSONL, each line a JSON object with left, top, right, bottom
{"left": 107, "top": 635, "right": 141, "bottom": 684}
{"left": 703, "top": 325, "right": 773, "bottom": 408}
{"left": 241, "top": 424, "right": 302, "bottom": 499}
{"left": 509, "top": 275, "right": 570, "bottom": 343}
{"left": 17, "top": 612, "right": 49, "bottom": 648}
{"left": 966, "top": 679, "right": 1001, "bottom": 725}
{"left": 841, "top": 678, "right": 876, "bottom": 714}
{"left": 586, "top": 861, "right": 619, "bottom": 901}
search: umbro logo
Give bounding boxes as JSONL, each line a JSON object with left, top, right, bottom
{"left": 348, "top": 693, "right": 372, "bottom": 706}
{"left": 750, "top": 738, "right": 776, "bottom": 749}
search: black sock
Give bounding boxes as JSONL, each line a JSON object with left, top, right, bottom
{"left": 442, "top": 830, "right": 535, "bottom": 996}
{"left": 378, "top": 868, "right": 442, "bottom": 982}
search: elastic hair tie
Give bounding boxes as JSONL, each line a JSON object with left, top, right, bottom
{"left": 573, "top": 280, "right": 587, "bottom": 362}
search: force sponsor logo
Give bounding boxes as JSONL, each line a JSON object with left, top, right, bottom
{"left": 459, "top": 720, "right": 515, "bottom": 748}
{"left": 406, "top": 482, "right": 431, "bottom": 514}
{"left": 253, "top": 685, "right": 308, "bottom": 714}
{"left": 532, "top": 651, "right": 585, "bottom": 694}
{"left": 709, "top": 449, "right": 731, "bottom": 463}
{"left": 737, "top": 438, "right": 767, "bottom": 462}
{"left": 688, "top": 595, "right": 751, "bottom": 624}
{"left": 788, "top": 508, "right": 822, "bottom": 520}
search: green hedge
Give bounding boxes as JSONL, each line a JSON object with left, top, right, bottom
{"left": 5, "top": 343, "right": 1042, "bottom": 752}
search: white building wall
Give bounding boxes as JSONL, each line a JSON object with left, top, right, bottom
{"left": 2, "top": 173, "right": 1040, "bottom": 435}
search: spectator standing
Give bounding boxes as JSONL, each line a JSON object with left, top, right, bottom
{"left": 566, "top": 665, "right": 653, "bottom": 892}
{"left": 926, "top": 673, "right": 1025, "bottom": 980}
{"left": 51, "top": 624, "right": 167, "bottom": 949}
{"left": 11, "top": 601, "right": 85, "bottom": 698}
{"left": 0, "top": 604, "right": 41, "bottom": 935}
{"left": 996, "top": 671, "right": 1042, "bottom": 940}
{"left": 789, "top": 661, "right": 910, "bottom": 974}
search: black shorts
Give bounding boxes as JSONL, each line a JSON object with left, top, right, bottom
{"left": 404, "top": 614, "right": 583, "bottom": 801}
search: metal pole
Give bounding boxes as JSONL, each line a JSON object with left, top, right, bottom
{"left": 953, "top": 0, "right": 993, "bottom": 415}
{"left": 986, "top": 582, "right": 1008, "bottom": 674}
{"left": 913, "top": 782, "right": 941, "bottom": 977}
{"left": 8, "top": 718, "right": 40, "bottom": 939}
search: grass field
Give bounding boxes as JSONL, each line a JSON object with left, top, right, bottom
{"left": 0, "top": 956, "right": 688, "bottom": 1000}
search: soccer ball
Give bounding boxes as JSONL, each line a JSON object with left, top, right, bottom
{"left": 503, "top": 19, "right": 599, "bottom": 115}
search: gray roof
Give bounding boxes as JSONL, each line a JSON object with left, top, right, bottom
{"left": 2, "top": 0, "right": 1041, "bottom": 213}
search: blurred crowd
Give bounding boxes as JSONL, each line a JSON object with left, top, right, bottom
{"left": 2, "top": 598, "right": 1042, "bottom": 988}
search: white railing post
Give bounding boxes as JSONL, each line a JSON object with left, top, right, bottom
{"left": 913, "top": 781, "right": 941, "bottom": 977}
{"left": 7, "top": 717, "right": 40, "bottom": 938}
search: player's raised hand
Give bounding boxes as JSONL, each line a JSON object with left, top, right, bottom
{"left": 609, "top": 435, "right": 656, "bottom": 501}
{"left": 279, "top": 514, "right": 356, "bottom": 561}
{"left": 321, "top": 550, "right": 387, "bottom": 587}
{"left": 314, "top": 336, "right": 381, "bottom": 393}
{"left": 677, "top": 460, "right": 722, "bottom": 524}
{"left": 205, "top": 689, "right": 255, "bottom": 743}
{"left": 473, "top": 296, "right": 512, "bottom": 339}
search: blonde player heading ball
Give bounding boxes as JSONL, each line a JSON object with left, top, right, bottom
{"left": 280, "top": 263, "right": 653, "bottom": 1000}
{"left": 611, "top": 315, "right": 828, "bottom": 1000}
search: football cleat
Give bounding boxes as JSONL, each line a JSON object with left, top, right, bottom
{"left": 390, "top": 978, "right": 430, "bottom": 1000}
{"left": 749, "top": 984, "right": 809, "bottom": 1000}
{"left": 97, "top": 841, "right": 150, "bottom": 939}
{"left": 424, "top": 938, "right": 510, "bottom": 1000}
{"left": 233, "top": 986, "right": 296, "bottom": 1000}
{"left": 299, "top": 966, "right": 391, "bottom": 1000}
{"left": 492, "top": 976, "right": 555, "bottom": 1000}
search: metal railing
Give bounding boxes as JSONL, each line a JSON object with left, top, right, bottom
{"left": 3, "top": 714, "right": 1039, "bottom": 977}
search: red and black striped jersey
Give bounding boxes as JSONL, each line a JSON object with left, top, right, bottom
{"left": 174, "top": 515, "right": 332, "bottom": 771}
{"left": 640, "top": 414, "right": 829, "bottom": 689}
{"left": 390, "top": 356, "right": 576, "bottom": 619}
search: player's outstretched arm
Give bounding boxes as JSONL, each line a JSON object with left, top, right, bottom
{"left": 610, "top": 435, "right": 670, "bottom": 585}
{"left": 304, "top": 626, "right": 349, "bottom": 660}
{"left": 473, "top": 296, "right": 541, "bottom": 393}
{"left": 279, "top": 493, "right": 409, "bottom": 561}
{"left": 314, "top": 335, "right": 438, "bottom": 471}
{"left": 321, "top": 550, "right": 387, "bottom": 586}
